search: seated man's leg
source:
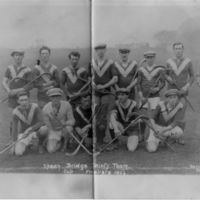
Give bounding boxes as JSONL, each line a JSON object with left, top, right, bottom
{"left": 126, "top": 126, "right": 139, "bottom": 152}
{"left": 101, "top": 94, "right": 115, "bottom": 143}
{"left": 61, "top": 125, "right": 73, "bottom": 152}
{"left": 95, "top": 95, "right": 107, "bottom": 146}
{"left": 145, "top": 127, "right": 160, "bottom": 153}
{"left": 38, "top": 125, "right": 49, "bottom": 153}
{"left": 46, "top": 130, "right": 62, "bottom": 153}
{"left": 15, "top": 141, "right": 26, "bottom": 156}
{"left": 14, "top": 132, "right": 37, "bottom": 156}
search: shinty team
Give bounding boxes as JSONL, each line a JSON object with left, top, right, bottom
{"left": 1, "top": 42, "right": 195, "bottom": 156}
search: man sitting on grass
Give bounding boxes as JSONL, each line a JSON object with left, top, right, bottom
{"left": 11, "top": 91, "right": 44, "bottom": 156}
{"left": 146, "top": 89, "right": 186, "bottom": 153}
{"left": 109, "top": 88, "right": 141, "bottom": 152}
{"left": 40, "top": 88, "right": 75, "bottom": 153}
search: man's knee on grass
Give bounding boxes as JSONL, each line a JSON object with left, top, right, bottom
{"left": 14, "top": 142, "right": 26, "bottom": 156}
{"left": 146, "top": 140, "right": 159, "bottom": 153}
{"left": 127, "top": 135, "right": 139, "bottom": 152}
{"left": 46, "top": 139, "right": 60, "bottom": 153}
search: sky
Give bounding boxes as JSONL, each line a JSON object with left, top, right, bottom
{"left": 93, "top": 0, "right": 200, "bottom": 47}
{"left": 0, "top": 0, "right": 90, "bottom": 49}
{"left": 0, "top": 0, "right": 200, "bottom": 49}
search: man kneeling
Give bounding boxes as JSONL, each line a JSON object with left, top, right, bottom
{"left": 146, "top": 89, "right": 185, "bottom": 153}
{"left": 11, "top": 91, "right": 44, "bottom": 156}
{"left": 109, "top": 88, "right": 140, "bottom": 152}
{"left": 40, "top": 88, "right": 75, "bottom": 153}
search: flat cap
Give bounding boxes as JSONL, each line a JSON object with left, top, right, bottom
{"left": 119, "top": 48, "right": 130, "bottom": 54}
{"left": 17, "top": 90, "right": 28, "bottom": 99}
{"left": 47, "top": 88, "right": 63, "bottom": 97}
{"left": 164, "top": 89, "right": 180, "bottom": 97}
{"left": 144, "top": 50, "right": 156, "bottom": 58}
{"left": 11, "top": 49, "right": 25, "bottom": 57}
{"left": 94, "top": 43, "right": 107, "bottom": 50}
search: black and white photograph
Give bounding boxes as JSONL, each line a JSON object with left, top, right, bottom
{"left": 1, "top": 0, "right": 200, "bottom": 199}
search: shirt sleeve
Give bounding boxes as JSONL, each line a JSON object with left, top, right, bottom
{"left": 4, "top": 68, "right": 11, "bottom": 80}
{"left": 171, "top": 105, "right": 186, "bottom": 129}
{"left": 11, "top": 114, "right": 19, "bottom": 141}
{"left": 79, "top": 68, "right": 88, "bottom": 81}
{"left": 42, "top": 105, "right": 53, "bottom": 129}
{"left": 31, "top": 107, "right": 44, "bottom": 131}
{"left": 52, "top": 68, "right": 60, "bottom": 88}
{"left": 111, "top": 63, "right": 118, "bottom": 77}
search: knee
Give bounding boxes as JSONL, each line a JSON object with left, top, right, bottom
{"left": 146, "top": 141, "right": 158, "bottom": 153}
{"left": 127, "top": 135, "right": 139, "bottom": 152}
{"left": 15, "top": 143, "right": 26, "bottom": 156}
{"left": 46, "top": 140, "right": 57, "bottom": 153}
{"left": 38, "top": 126, "right": 48, "bottom": 136}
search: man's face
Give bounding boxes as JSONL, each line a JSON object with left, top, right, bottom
{"left": 167, "top": 95, "right": 178, "bottom": 107}
{"left": 146, "top": 56, "right": 155, "bottom": 66}
{"left": 50, "top": 95, "right": 61, "bottom": 105}
{"left": 13, "top": 53, "right": 24, "bottom": 65}
{"left": 81, "top": 95, "right": 91, "bottom": 109}
{"left": 70, "top": 55, "right": 79, "bottom": 67}
{"left": 173, "top": 44, "right": 184, "bottom": 59}
{"left": 118, "top": 92, "right": 129, "bottom": 103}
{"left": 120, "top": 52, "right": 129, "bottom": 63}
{"left": 96, "top": 48, "right": 106, "bottom": 59}
{"left": 18, "top": 95, "right": 29, "bottom": 109}
{"left": 40, "top": 49, "right": 50, "bottom": 63}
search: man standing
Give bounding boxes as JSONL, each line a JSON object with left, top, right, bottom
{"left": 114, "top": 48, "right": 138, "bottom": 99}
{"left": 11, "top": 91, "right": 44, "bottom": 156}
{"left": 137, "top": 51, "right": 165, "bottom": 113}
{"left": 40, "top": 88, "right": 75, "bottom": 153}
{"left": 33, "top": 46, "right": 60, "bottom": 108}
{"left": 2, "top": 49, "right": 32, "bottom": 109}
{"left": 92, "top": 44, "right": 118, "bottom": 149}
{"left": 61, "top": 51, "right": 90, "bottom": 105}
{"left": 166, "top": 42, "right": 194, "bottom": 95}
{"left": 166, "top": 42, "right": 194, "bottom": 144}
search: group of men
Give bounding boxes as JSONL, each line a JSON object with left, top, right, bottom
{"left": 1, "top": 42, "right": 195, "bottom": 156}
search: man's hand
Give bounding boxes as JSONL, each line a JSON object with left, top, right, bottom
{"left": 82, "top": 124, "right": 91, "bottom": 136}
{"left": 150, "top": 87, "right": 159, "bottom": 94}
{"left": 177, "top": 102, "right": 183, "bottom": 110}
{"left": 96, "top": 84, "right": 105, "bottom": 90}
{"left": 181, "top": 83, "right": 190, "bottom": 94}
{"left": 114, "top": 129, "right": 121, "bottom": 137}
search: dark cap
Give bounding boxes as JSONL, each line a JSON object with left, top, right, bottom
{"left": 94, "top": 43, "right": 107, "bottom": 50}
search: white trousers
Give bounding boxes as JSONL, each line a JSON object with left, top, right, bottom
{"left": 146, "top": 124, "right": 183, "bottom": 153}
